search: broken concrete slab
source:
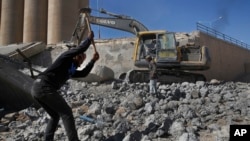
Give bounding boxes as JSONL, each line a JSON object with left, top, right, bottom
{"left": 74, "top": 65, "right": 114, "bottom": 82}
{"left": 0, "top": 42, "right": 46, "bottom": 60}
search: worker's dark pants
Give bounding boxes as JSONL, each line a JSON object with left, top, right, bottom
{"left": 31, "top": 78, "right": 79, "bottom": 141}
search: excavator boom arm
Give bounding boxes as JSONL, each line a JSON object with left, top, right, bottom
{"left": 69, "top": 8, "right": 148, "bottom": 45}
{"left": 88, "top": 16, "right": 148, "bottom": 34}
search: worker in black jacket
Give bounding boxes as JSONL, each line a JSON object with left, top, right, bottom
{"left": 31, "top": 31, "right": 99, "bottom": 141}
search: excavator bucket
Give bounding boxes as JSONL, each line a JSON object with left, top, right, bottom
{"left": 0, "top": 55, "right": 40, "bottom": 118}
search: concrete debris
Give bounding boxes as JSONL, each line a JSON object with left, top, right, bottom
{"left": 175, "top": 31, "right": 199, "bottom": 47}
{"left": 1, "top": 80, "right": 250, "bottom": 140}
{"left": 0, "top": 42, "right": 46, "bottom": 60}
{"left": 75, "top": 65, "right": 114, "bottom": 82}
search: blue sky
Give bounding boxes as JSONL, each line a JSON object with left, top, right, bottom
{"left": 89, "top": 0, "right": 250, "bottom": 45}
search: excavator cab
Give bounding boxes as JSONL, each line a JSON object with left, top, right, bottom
{"left": 134, "top": 30, "right": 178, "bottom": 69}
{"left": 134, "top": 30, "right": 211, "bottom": 71}
{"left": 131, "top": 30, "right": 210, "bottom": 82}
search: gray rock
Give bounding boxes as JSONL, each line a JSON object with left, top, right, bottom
{"left": 178, "top": 132, "right": 198, "bottom": 141}
{"left": 169, "top": 120, "right": 185, "bottom": 137}
{"left": 2, "top": 79, "right": 250, "bottom": 140}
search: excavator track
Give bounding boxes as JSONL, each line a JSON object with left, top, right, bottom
{"left": 121, "top": 69, "right": 206, "bottom": 83}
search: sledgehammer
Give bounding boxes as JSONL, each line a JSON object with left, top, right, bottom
{"left": 84, "top": 11, "right": 97, "bottom": 53}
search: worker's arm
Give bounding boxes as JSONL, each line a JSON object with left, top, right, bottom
{"left": 61, "top": 31, "right": 94, "bottom": 59}
{"left": 72, "top": 52, "right": 99, "bottom": 78}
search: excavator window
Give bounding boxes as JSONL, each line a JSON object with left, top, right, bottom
{"left": 138, "top": 33, "right": 177, "bottom": 62}
{"left": 156, "top": 33, "right": 177, "bottom": 61}
{"left": 138, "top": 34, "right": 158, "bottom": 58}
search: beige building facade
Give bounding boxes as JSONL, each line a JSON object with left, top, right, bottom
{"left": 0, "top": 0, "right": 89, "bottom": 46}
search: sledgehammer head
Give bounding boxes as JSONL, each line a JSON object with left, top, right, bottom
{"left": 79, "top": 7, "right": 91, "bottom": 13}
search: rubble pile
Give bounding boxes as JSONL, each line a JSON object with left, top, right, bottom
{"left": 1, "top": 79, "right": 250, "bottom": 141}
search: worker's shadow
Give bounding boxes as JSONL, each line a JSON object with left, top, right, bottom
{"left": 104, "top": 119, "right": 172, "bottom": 141}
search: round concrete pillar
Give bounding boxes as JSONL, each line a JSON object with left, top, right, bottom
{"left": 47, "top": 0, "right": 63, "bottom": 44}
{"left": 79, "top": 0, "right": 89, "bottom": 9}
{"left": 47, "top": 0, "right": 88, "bottom": 44}
{"left": 0, "top": 0, "right": 2, "bottom": 39}
{"left": 23, "top": 0, "right": 48, "bottom": 43}
{"left": 0, "top": 0, "right": 24, "bottom": 45}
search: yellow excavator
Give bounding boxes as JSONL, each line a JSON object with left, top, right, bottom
{"left": 69, "top": 8, "right": 211, "bottom": 83}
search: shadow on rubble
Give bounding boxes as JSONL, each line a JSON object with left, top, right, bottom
{"left": 104, "top": 118, "right": 173, "bottom": 141}
{"left": 0, "top": 54, "right": 41, "bottom": 119}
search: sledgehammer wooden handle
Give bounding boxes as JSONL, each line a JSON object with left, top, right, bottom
{"left": 85, "top": 15, "right": 97, "bottom": 53}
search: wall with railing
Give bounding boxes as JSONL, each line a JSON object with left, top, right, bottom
{"left": 196, "top": 22, "right": 250, "bottom": 49}
{"left": 195, "top": 26, "right": 250, "bottom": 81}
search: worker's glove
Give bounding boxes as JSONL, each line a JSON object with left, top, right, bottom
{"left": 92, "top": 52, "right": 99, "bottom": 62}
{"left": 88, "top": 31, "right": 94, "bottom": 41}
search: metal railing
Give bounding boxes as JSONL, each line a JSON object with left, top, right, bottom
{"left": 196, "top": 22, "right": 250, "bottom": 50}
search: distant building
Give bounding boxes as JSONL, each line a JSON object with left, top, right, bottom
{"left": 0, "top": 0, "right": 89, "bottom": 46}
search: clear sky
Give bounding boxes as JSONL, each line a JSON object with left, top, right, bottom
{"left": 89, "top": 0, "right": 250, "bottom": 45}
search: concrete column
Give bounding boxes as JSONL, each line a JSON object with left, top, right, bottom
{"left": 0, "top": 0, "right": 24, "bottom": 45}
{"left": 47, "top": 0, "right": 62, "bottom": 44}
{"left": 79, "top": 0, "right": 89, "bottom": 9}
{"left": 23, "top": 0, "right": 48, "bottom": 43}
{"left": 47, "top": 0, "right": 85, "bottom": 44}
{"left": 0, "top": 0, "right": 2, "bottom": 40}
